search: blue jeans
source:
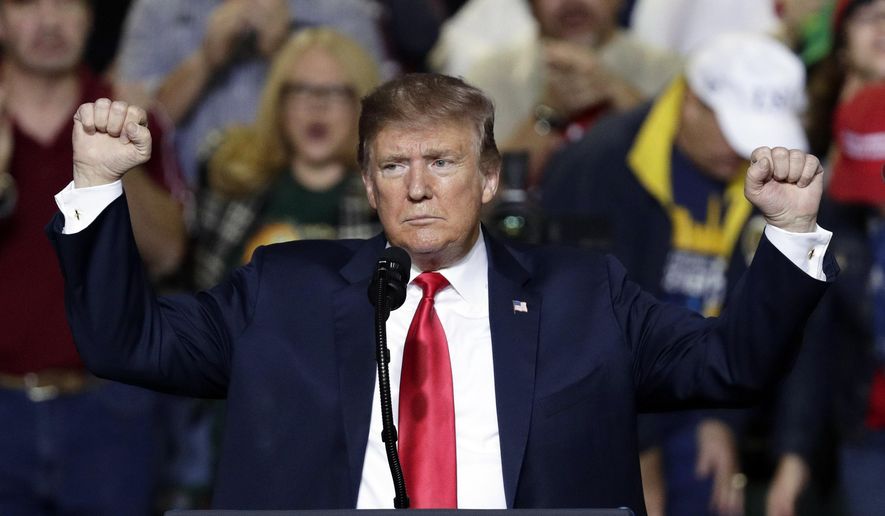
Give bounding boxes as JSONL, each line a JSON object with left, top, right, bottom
{"left": 840, "top": 429, "right": 885, "bottom": 516}
{"left": 0, "top": 380, "right": 160, "bottom": 516}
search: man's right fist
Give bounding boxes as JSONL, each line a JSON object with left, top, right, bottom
{"left": 72, "top": 98, "right": 151, "bottom": 188}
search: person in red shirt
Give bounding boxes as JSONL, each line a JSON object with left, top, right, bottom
{"left": 806, "top": 83, "right": 885, "bottom": 516}
{"left": 0, "top": 0, "right": 187, "bottom": 514}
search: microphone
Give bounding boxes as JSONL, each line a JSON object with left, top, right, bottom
{"left": 368, "top": 246, "right": 412, "bottom": 509}
{"left": 368, "top": 246, "right": 410, "bottom": 315}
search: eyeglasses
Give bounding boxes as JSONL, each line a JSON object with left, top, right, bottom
{"left": 281, "top": 82, "right": 356, "bottom": 105}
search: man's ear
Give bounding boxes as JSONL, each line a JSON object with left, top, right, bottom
{"left": 480, "top": 163, "right": 500, "bottom": 205}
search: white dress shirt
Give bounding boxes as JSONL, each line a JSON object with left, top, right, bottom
{"left": 356, "top": 231, "right": 506, "bottom": 508}
{"left": 54, "top": 180, "right": 834, "bottom": 509}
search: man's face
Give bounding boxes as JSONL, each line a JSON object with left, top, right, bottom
{"left": 531, "top": 0, "right": 620, "bottom": 46}
{"left": 362, "top": 121, "right": 499, "bottom": 271}
{"left": 676, "top": 90, "right": 744, "bottom": 183}
{"left": 0, "top": 0, "right": 91, "bottom": 75}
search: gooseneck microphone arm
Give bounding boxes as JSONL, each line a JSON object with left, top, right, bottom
{"left": 368, "top": 247, "right": 411, "bottom": 509}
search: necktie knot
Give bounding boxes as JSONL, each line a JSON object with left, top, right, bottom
{"left": 414, "top": 272, "right": 449, "bottom": 300}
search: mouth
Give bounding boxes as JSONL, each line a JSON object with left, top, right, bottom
{"left": 403, "top": 216, "right": 443, "bottom": 226}
{"left": 556, "top": 3, "right": 595, "bottom": 33}
{"left": 305, "top": 122, "right": 330, "bottom": 141}
{"left": 33, "top": 36, "right": 68, "bottom": 54}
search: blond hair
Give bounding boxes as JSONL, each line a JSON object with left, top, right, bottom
{"left": 208, "top": 28, "right": 380, "bottom": 196}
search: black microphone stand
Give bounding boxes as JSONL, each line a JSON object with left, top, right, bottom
{"left": 373, "top": 269, "right": 410, "bottom": 509}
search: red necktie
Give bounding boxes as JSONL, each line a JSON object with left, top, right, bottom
{"left": 398, "top": 272, "right": 457, "bottom": 508}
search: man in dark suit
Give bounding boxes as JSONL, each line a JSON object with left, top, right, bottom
{"left": 48, "top": 74, "right": 834, "bottom": 515}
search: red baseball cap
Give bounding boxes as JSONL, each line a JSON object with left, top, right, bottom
{"left": 829, "top": 83, "right": 885, "bottom": 205}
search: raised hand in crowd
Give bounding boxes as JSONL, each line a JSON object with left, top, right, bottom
{"left": 201, "top": 0, "right": 254, "bottom": 72}
{"left": 202, "top": 0, "right": 290, "bottom": 68}
{"left": 542, "top": 39, "right": 644, "bottom": 115}
{"left": 153, "top": 0, "right": 281, "bottom": 126}
{"left": 249, "top": 0, "right": 291, "bottom": 57}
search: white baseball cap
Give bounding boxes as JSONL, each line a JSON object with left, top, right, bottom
{"left": 685, "top": 32, "right": 808, "bottom": 159}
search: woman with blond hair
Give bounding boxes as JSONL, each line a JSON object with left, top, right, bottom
{"left": 192, "top": 27, "right": 381, "bottom": 289}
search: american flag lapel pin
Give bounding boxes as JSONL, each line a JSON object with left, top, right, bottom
{"left": 512, "top": 300, "right": 528, "bottom": 313}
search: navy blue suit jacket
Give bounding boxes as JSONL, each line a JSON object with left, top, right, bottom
{"left": 48, "top": 196, "right": 833, "bottom": 515}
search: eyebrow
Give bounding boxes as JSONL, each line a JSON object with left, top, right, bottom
{"left": 377, "top": 148, "right": 463, "bottom": 163}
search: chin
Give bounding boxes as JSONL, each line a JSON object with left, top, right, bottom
{"left": 295, "top": 139, "right": 327, "bottom": 155}
{"left": 404, "top": 246, "right": 459, "bottom": 271}
{"left": 26, "top": 56, "right": 79, "bottom": 74}
{"left": 395, "top": 227, "right": 452, "bottom": 254}
{"left": 561, "top": 30, "right": 597, "bottom": 47}
{"left": 399, "top": 231, "right": 444, "bottom": 253}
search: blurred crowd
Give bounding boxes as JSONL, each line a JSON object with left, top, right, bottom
{"left": 0, "top": 0, "right": 883, "bottom": 515}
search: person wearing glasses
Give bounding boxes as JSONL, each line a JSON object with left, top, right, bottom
{"left": 191, "top": 27, "right": 381, "bottom": 290}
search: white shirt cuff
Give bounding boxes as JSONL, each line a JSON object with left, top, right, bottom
{"left": 54, "top": 180, "right": 124, "bottom": 234}
{"left": 764, "top": 224, "right": 832, "bottom": 281}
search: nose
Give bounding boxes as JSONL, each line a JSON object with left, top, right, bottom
{"left": 304, "top": 90, "right": 332, "bottom": 110}
{"left": 38, "top": 0, "right": 62, "bottom": 25}
{"left": 406, "top": 165, "right": 432, "bottom": 201}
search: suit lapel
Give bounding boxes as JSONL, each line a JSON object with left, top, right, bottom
{"left": 333, "top": 234, "right": 387, "bottom": 504}
{"left": 485, "top": 234, "right": 540, "bottom": 507}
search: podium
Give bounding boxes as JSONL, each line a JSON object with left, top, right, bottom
{"left": 166, "top": 510, "right": 634, "bottom": 516}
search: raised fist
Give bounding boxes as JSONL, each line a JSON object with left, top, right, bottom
{"left": 744, "top": 147, "right": 824, "bottom": 234}
{"left": 72, "top": 99, "right": 151, "bottom": 188}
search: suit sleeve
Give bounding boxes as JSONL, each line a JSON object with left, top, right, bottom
{"left": 47, "top": 194, "right": 260, "bottom": 398}
{"left": 609, "top": 234, "right": 836, "bottom": 412}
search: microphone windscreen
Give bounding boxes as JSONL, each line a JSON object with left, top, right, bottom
{"left": 368, "top": 246, "right": 411, "bottom": 312}
{"left": 381, "top": 246, "right": 411, "bottom": 273}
